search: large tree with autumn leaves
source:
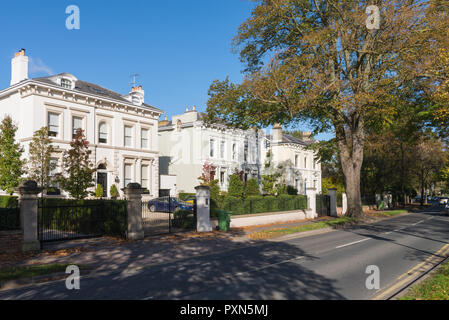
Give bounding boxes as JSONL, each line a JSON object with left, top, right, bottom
{"left": 204, "top": 0, "right": 449, "bottom": 217}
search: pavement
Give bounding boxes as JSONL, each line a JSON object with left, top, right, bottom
{"left": 0, "top": 206, "right": 448, "bottom": 300}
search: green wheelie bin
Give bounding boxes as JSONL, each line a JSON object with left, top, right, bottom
{"left": 217, "top": 210, "right": 231, "bottom": 232}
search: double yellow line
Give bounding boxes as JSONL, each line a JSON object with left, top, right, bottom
{"left": 373, "top": 243, "right": 449, "bottom": 300}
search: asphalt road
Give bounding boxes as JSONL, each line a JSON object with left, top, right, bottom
{"left": 1, "top": 207, "right": 448, "bottom": 300}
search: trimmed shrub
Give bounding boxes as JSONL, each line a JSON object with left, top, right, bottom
{"left": 95, "top": 184, "right": 104, "bottom": 198}
{"left": 221, "top": 194, "right": 308, "bottom": 216}
{"left": 179, "top": 193, "right": 196, "bottom": 201}
{"left": 110, "top": 184, "right": 119, "bottom": 199}
{"left": 222, "top": 196, "right": 244, "bottom": 215}
{"left": 287, "top": 185, "right": 299, "bottom": 195}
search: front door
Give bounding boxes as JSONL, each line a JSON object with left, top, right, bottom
{"left": 97, "top": 172, "right": 108, "bottom": 198}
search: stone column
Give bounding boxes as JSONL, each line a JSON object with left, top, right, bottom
{"left": 195, "top": 186, "right": 212, "bottom": 233}
{"left": 342, "top": 193, "right": 348, "bottom": 216}
{"left": 328, "top": 188, "right": 338, "bottom": 217}
{"left": 122, "top": 183, "right": 145, "bottom": 240}
{"left": 306, "top": 187, "right": 317, "bottom": 219}
{"left": 17, "top": 181, "right": 42, "bottom": 252}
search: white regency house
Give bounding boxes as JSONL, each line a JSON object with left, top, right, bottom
{"left": 158, "top": 107, "right": 264, "bottom": 195}
{"left": 0, "top": 49, "right": 163, "bottom": 198}
{"left": 158, "top": 108, "right": 322, "bottom": 195}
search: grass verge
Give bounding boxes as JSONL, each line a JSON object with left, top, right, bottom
{"left": 248, "top": 217, "right": 357, "bottom": 240}
{"left": 370, "top": 210, "right": 408, "bottom": 217}
{"left": 0, "top": 264, "right": 92, "bottom": 282}
{"left": 399, "top": 260, "right": 449, "bottom": 300}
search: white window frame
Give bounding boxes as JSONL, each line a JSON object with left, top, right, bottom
{"left": 124, "top": 125, "right": 134, "bottom": 148}
{"left": 210, "top": 138, "right": 216, "bottom": 158}
{"left": 141, "top": 128, "right": 150, "bottom": 149}
{"left": 141, "top": 165, "right": 149, "bottom": 190}
{"left": 124, "top": 163, "right": 133, "bottom": 188}
{"left": 98, "top": 122, "right": 108, "bottom": 144}
{"left": 72, "top": 115, "right": 85, "bottom": 139}
{"left": 47, "top": 112, "right": 61, "bottom": 138}
{"left": 220, "top": 140, "right": 226, "bottom": 159}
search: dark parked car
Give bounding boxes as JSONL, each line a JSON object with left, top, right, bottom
{"left": 147, "top": 197, "right": 194, "bottom": 213}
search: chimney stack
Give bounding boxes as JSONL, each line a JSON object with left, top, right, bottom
{"left": 11, "top": 49, "right": 28, "bottom": 86}
{"left": 272, "top": 124, "right": 283, "bottom": 142}
{"left": 129, "top": 85, "right": 145, "bottom": 106}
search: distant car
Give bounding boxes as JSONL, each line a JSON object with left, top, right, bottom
{"left": 147, "top": 197, "right": 194, "bottom": 213}
{"left": 414, "top": 197, "right": 423, "bottom": 203}
{"left": 439, "top": 198, "right": 449, "bottom": 205}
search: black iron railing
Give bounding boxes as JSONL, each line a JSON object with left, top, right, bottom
{"left": 38, "top": 199, "right": 127, "bottom": 242}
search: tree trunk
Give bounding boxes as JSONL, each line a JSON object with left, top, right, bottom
{"left": 336, "top": 119, "right": 365, "bottom": 218}
{"left": 420, "top": 168, "right": 425, "bottom": 206}
{"left": 342, "top": 159, "right": 363, "bottom": 217}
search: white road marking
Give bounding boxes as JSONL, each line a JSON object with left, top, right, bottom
{"left": 235, "top": 256, "right": 305, "bottom": 276}
{"left": 335, "top": 238, "right": 370, "bottom": 249}
{"left": 411, "top": 220, "right": 426, "bottom": 226}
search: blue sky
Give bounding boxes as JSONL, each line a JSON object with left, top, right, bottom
{"left": 0, "top": 0, "right": 332, "bottom": 140}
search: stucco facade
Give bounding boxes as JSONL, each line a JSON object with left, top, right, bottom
{"left": 0, "top": 49, "right": 163, "bottom": 198}
{"left": 159, "top": 108, "right": 264, "bottom": 194}
{"left": 159, "top": 109, "right": 322, "bottom": 195}
{"left": 268, "top": 125, "right": 322, "bottom": 194}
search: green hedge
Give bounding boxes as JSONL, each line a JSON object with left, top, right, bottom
{"left": 218, "top": 195, "right": 308, "bottom": 216}
{"left": 0, "top": 196, "right": 20, "bottom": 231}
{"left": 39, "top": 199, "right": 128, "bottom": 238}
{"left": 178, "top": 193, "right": 196, "bottom": 201}
{"left": 0, "top": 196, "right": 18, "bottom": 208}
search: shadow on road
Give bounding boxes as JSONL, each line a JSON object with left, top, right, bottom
{"left": 0, "top": 236, "right": 346, "bottom": 300}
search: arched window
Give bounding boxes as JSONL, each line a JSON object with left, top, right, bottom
{"left": 98, "top": 163, "right": 107, "bottom": 170}
{"left": 99, "top": 123, "right": 108, "bottom": 144}
{"left": 177, "top": 120, "right": 182, "bottom": 132}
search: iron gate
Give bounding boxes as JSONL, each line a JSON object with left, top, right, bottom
{"left": 142, "top": 196, "right": 197, "bottom": 236}
{"left": 316, "top": 195, "right": 331, "bottom": 217}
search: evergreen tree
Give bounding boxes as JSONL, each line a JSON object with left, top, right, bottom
{"left": 27, "top": 127, "right": 56, "bottom": 188}
{"left": 228, "top": 174, "right": 244, "bottom": 198}
{"left": 0, "top": 116, "right": 24, "bottom": 194}
{"left": 245, "top": 178, "right": 261, "bottom": 197}
{"left": 58, "top": 129, "right": 96, "bottom": 200}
